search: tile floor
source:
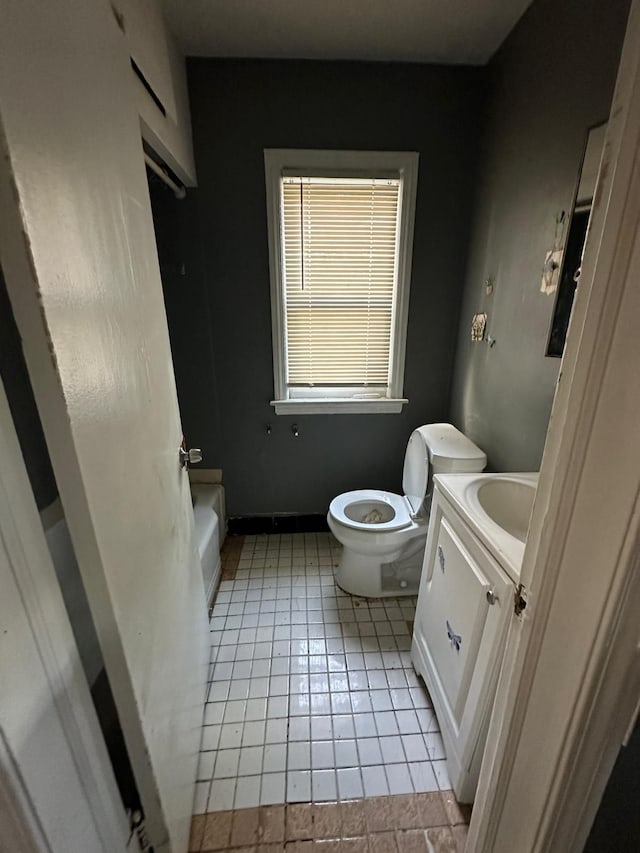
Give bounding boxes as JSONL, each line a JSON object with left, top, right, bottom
{"left": 189, "top": 792, "right": 470, "bottom": 852}
{"left": 194, "top": 532, "right": 451, "bottom": 816}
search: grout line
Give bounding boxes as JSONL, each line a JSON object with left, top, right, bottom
{"left": 201, "top": 532, "right": 446, "bottom": 816}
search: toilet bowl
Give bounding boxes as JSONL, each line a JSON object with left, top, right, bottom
{"left": 327, "top": 424, "right": 486, "bottom": 597}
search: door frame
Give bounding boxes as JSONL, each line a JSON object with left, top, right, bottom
{"left": 0, "top": 732, "right": 49, "bottom": 853}
{"left": 0, "top": 379, "right": 128, "bottom": 852}
{"left": 469, "top": 2, "right": 640, "bottom": 850}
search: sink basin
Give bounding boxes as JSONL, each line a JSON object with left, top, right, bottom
{"left": 476, "top": 478, "right": 536, "bottom": 543}
{"left": 433, "top": 472, "right": 539, "bottom": 580}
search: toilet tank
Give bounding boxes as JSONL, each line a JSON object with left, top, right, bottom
{"left": 417, "top": 423, "right": 487, "bottom": 475}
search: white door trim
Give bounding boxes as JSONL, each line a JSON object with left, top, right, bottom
{"left": 469, "top": 2, "right": 640, "bottom": 850}
{"left": 0, "top": 732, "right": 49, "bottom": 853}
{"left": 0, "top": 380, "right": 128, "bottom": 852}
{"left": 545, "top": 540, "right": 640, "bottom": 852}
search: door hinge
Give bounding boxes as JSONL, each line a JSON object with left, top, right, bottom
{"left": 514, "top": 583, "right": 528, "bottom": 617}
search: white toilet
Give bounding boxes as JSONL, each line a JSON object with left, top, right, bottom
{"left": 327, "top": 423, "right": 486, "bottom": 597}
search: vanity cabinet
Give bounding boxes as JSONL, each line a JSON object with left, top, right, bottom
{"left": 411, "top": 484, "right": 515, "bottom": 803}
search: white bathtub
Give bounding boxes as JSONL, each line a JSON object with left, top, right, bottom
{"left": 191, "top": 484, "right": 225, "bottom": 608}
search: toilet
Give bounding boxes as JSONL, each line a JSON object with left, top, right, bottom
{"left": 327, "top": 423, "right": 486, "bottom": 597}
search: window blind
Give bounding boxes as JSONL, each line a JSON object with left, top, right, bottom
{"left": 281, "top": 176, "right": 402, "bottom": 393}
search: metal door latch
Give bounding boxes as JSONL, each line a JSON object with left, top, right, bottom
{"left": 514, "top": 583, "right": 527, "bottom": 616}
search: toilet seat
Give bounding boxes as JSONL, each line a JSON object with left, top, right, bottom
{"left": 329, "top": 489, "right": 412, "bottom": 532}
{"left": 328, "top": 424, "right": 487, "bottom": 598}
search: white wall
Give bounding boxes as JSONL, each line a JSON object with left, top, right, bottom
{"left": 115, "top": 0, "right": 197, "bottom": 185}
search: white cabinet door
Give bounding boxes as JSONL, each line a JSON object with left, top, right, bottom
{"left": 420, "top": 516, "right": 503, "bottom": 722}
{"left": 412, "top": 492, "right": 513, "bottom": 800}
{"left": 0, "top": 4, "right": 209, "bottom": 851}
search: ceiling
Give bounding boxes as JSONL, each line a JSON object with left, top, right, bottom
{"left": 161, "top": 0, "right": 534, "bottom": 66}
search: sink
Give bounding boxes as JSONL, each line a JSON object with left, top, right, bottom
{"left": 476, "top": 478, "right": 536, "bottom": 543}
{"left": 432, "top": 472, "right": 539, "bottom": 580}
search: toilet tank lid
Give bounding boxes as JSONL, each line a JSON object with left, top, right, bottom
{"left": 416, "top": 423, "right": 487, "bottom": 466}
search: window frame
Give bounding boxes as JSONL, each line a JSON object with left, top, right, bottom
{"left": 264, "top": 149, "right": 419, "bottom": 415}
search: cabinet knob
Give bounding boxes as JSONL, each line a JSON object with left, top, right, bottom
{"left": 486, "top": 589, "right": 499, "bottom": 605}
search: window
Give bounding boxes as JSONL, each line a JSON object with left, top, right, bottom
{"left": 265, "top": 150, "right": 419, "bottom": 414}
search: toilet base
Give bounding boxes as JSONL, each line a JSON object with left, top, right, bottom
{"left": 335, "top": 546, "right": 422, "bottom": 598}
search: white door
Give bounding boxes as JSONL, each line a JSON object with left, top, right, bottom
{"left": 0, "top": 382, "right": 128, "bottom": 852}
{"left": 0, "top": 3, "right": 210, "bottom": 852}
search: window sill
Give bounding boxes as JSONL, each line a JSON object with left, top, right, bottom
{"left": 270, "top": 398, "right": 408, "bottom": 415}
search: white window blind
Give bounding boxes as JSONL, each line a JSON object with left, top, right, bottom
{"left": 280, "top": 176, "right": 402, "bottom": 394}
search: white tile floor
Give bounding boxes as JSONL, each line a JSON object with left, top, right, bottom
{"left": 194, "top": 532, "right": 449, "bottom": 813}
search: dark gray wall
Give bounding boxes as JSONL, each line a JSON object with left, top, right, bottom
{"left": 149, "top": 176, "right": 221, "bottom": 467}
{"left": 449, "top": 0, "right": 630, "bottom": 472}
{"left": 164, "top": 60, "right": 486, "bottom": 515}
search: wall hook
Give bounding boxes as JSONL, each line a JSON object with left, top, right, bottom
{"left": 266, "top": 423, "right": 272, "bottom": 435}
{"left": 291, "top": 424, "right": 299, "bottom": 437}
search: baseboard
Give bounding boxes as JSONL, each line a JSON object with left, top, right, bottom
{"left": 228, "top": 514, "right": 329, "bottom": 535}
